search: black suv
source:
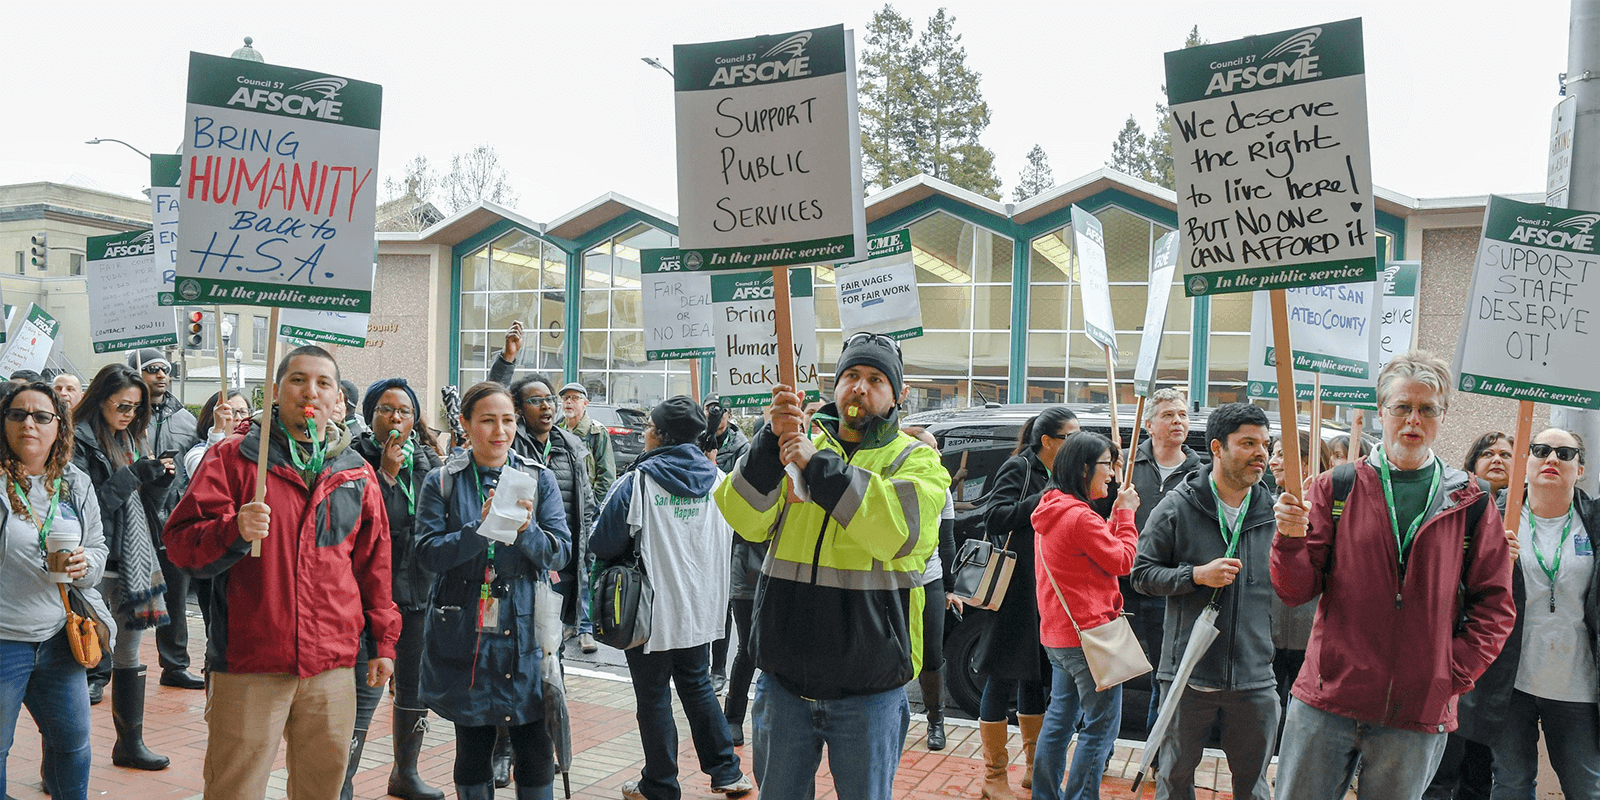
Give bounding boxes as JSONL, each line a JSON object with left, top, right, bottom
{"left": 584, "top": 404, "right": 648, "bottom": 465}
{"left": 904, "top": 402, "right": 1344, "bottom": 739}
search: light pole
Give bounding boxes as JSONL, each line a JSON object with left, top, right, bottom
{"left": 641, "top": 57, "right": 674, "bottom": 78}
{"left": 84, "top": 138, "right": 151, "bottom": 161}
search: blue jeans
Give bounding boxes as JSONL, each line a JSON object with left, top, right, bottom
{"left": 1033, "top": 646, "right": 1122, "bottom": 800}
{"left": 1274, "top": 697, "right": 1447, "bottom": 800}
{"left": 623, "top": 644, "right": 742, "bottom": 800}
{"left": 0, "top": 630, "right": 91, "bottom": 800}
{"left": 751, "top": 673, "right": 908, "bottom": 800}
{"left": 1490, "top": 690, "right": 1600, "bottom": 800}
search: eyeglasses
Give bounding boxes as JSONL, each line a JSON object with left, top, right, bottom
{"left": 4, "top": 409, "right": 58, "bottom": 425}
{"left": 375, "top": 404, "right": 414, "bottom": 419}
{"left": 522, "top": 396, "right": 558, "bottom": 408}
{"left": 1095, "top": 459, "right": 1114, "bottom": 467}
{"left": 842, "top": 331, "right": 903, "bottom": 358}
{"left": 1383, "top": 403, "right": 1443, "bottom": 419}
{"left": 110, "top": 402, "right": 139, "bottom": 415}
{"left": 141, "top": 364, "right": 170, "bottom": 375}
{"left": 1530, "top": 443, "right": 1584, "bottom": 462}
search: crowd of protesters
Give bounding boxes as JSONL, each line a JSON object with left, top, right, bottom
{"left": 0, "top": 336, "right": 1594, "bottom": 800}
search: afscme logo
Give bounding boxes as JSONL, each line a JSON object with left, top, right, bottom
{"left": 1264, "top": 28, "right": 1322, "bottom": 60}
{"left": 761, "top": 32, "right": 812, "bottom": 60}
{"left": 1554, "top": 213, "right": 1600, "bottom": 234}
{"left": 226, "top": 74, "right": 346, "bottom": 120}
{"left": 709, "top": 31, "right": 815, "bottom": 87}
{"left": 129, "top": 230, "right": 154, "bottom": 245}
{"left": 1204, "top": 27, "right": 1324, "bottom": 96}
{"left": 731, "top": 285, "right": 772, "bottom": 300}
{"left": 288, "top": 77, "right": 348, "bottom": 100}
{"left": 103, "top": 230, "right": 155, "bottom": 258}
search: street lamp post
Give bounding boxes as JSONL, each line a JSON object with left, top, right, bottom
{"left": 641, "top": 57, "right": 674, "bottom": 77}
{"left": 84, "top": 138, "right": 151, "bottom": 161}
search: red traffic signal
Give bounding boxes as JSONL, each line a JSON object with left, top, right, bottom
{"left": 185, "top": 310, "right": 206, "bottom": 349}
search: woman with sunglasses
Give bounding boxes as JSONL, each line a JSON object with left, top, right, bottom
{"left": 971, "top": 407, "right": 1078, "bottom": 800}
{"left": 0, "top": 382, "right": 108, "bottom": 799}
{"left": 1030, "top": 432, "right": 1140, "bottom": 800}
{"left": 70, "top": 364, "right": 169, "bottom": 771}
{"left": 414, "top": 381, "right": 570, "bottom": 800}
{"left": 1457, "top": 428, "right": 1600, "bottom": 799}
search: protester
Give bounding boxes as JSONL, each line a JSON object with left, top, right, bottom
{"left": 50, "top": 374, "right": 82, "bottom": 414}
{"left": 714, "top": 332, "right": 949, "bottom": 800}
{"left": 345, "top": 377, "right": 446, "bottom": 800}
{"left": 1266, "top": 430, "right": 1331, "bottom": 726}
{"left": 184, "top": 391, "right": 250, "bottom": 478}
{"left": 1267, "top": 431, "right": 1330, "bottom": 496}
{"left": 70, "top": 364, "right": 169, "bottom": 768}
{"left": 1455, "top": 428, "right": 1599, "bottom": 799}
{"left": 703, "top": 396, "right": 748, "bottom": 695}
{"left": 0, "top": 382, "right": 108, "bottom": 800}
{"left": 591, "top": 396, "right": 753, "bottom": 800}
{"left": 165, "top": 345, "right": 400, "bottom": 800}
{"left": 704, "top": 395, "right": 749, "bottom": 474}
{"left": 9, "top": 371, "right": 41, "bottom": 385}
{"left": 1030, "top": 432, "right": 1139, "bottom": 800}
{"left": 902, "top": 425, "right": 958, "bottom": 753}
{"left": 972, "top": 407, "right": 1079, "bottom": 799}
{"left": 125, "top": 349, "right": 203, "bottom": 692}
{"left": 558, "top": 382, "right": 617, "bottom": 498}
{"left": 1464, "top": 431, "right": 1516, "bottom": 494}
{"left": 413, "top": 380, "right": 570, "bottom": 800}
{"left": 1272, "top": 350, "right": 1515, "bottom": 799}
{"left": 340, "top": 379, "right": 370, "bottom": 439}
{"left": 720, "top": 406, "right": 771, "bottom": 748}
{"left": 1133, "top": 403, "right": 1277, "bottom": 800}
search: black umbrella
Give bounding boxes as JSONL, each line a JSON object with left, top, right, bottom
{"left": 534, "top": 581, "right": 574, "bottom": 797}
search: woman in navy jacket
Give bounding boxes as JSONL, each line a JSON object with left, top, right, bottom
{"left": 414, "top": 382, "right": 570, "bottom": 800}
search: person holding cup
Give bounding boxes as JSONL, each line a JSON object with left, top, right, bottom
{"left": 414, "top": 381, "right": 570, "bottom": 800}
{"left": 0, "top": 381, "right": 109, "bottom": 799}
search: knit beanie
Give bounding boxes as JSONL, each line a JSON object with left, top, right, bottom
{"left": 363, "top": 377, "right": 422, "bottom": 426}
{"left": 651, "top": 396, "right": 708, "bottom": 447}
{"left": 835, "top": 334, "right": 903, "bottom": 398}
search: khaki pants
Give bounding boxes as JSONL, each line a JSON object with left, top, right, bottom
{"left": 202, "top": 668, "right": 357, "bottom": 800}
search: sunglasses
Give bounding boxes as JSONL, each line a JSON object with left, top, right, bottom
{"left": 4, "top": 409, "right": 58, "bottom": 425}
{"left": 111, "top": 402, "right": 139, "bottom": 415}
{"left": 141, "top": 364, "right": 171, "bottom": 375}
{"left": 1383, "top": 403, "right": 1443, "bottom": 419}
{"left": 1530, "top": 443, "right": 1584, "bottom": 462}
{"left": 842, "top": 331, "right": 903, "bottom": 358}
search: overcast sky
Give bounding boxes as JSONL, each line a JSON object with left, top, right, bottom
{"left": 0, "top": 1, "right": 1571, "bottom": 221}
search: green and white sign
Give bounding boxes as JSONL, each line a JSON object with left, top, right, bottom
{"left": 641, "top": 249, "right": 715, "bottom": 360}
{"left": 1246, "top": 286, "right": 1377, "bottom": 408}
{"left": 673, "top": 25, "right": 866, "bottom": 271}
{"left": 280, "top": 308, "right": 367, "bottom": 348}
{"left": 1165, "top": 18, "right": 1375, "bottom": 296}
{"left": 1378, "top": 260, "right": 1419, "bottom": 371}
{"left": 0, "top": 305, "right": 59, "bottom": 377}
{"left": 834, "top": 229, "right": 922, "bottom": 340}
{"left": 86, "top": 229, "right": 178, "bottom": 353}
{"left": 151, "top": 155, "right": 182, "bottom": 306}
{"left": 710, "top": 268, "right": 820, "bottom": 407}
{"left": 175, "top": 52, "right": 382, "bottom": 312}
{"left": 1071, "top": 206, "right": 1117, "bottom": 355}
{"left": 1454, "top": 195, "right": 1600, "bottom": 408}
{"left": 1133, "top": 231, "right": 1180, "bottom": 396}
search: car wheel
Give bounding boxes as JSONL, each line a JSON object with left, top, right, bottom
{"left": 941, "top": 612, "right": 985, "bottom": 718}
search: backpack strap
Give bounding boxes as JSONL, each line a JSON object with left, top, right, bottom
{"left": 1327, "top": 461, "right": 1358, "bottom": 532}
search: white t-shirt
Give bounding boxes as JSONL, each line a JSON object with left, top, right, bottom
{"left": 1514, "top": 509, "right": 1598, "bottom": 703}
{"left": 920, "top": 490, "right": 956, "bottom": 587}
{"left": 628, "top": 471, "right": 733, "bottom": 653}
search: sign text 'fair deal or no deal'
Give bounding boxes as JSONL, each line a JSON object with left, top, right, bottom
{"left": 86, "top": 229, "right": 178, "bottom": 353}
{"left": 175, "top": 52, "right": 381, "bottom": 312}
{"left": 1454, "top": 195, "right": 1600, "bottom": 409}
{"left": 711, "top": 269, "right": 820, "bottom": 407}
{"left": 1166, "top": 18, "right": 1375, "bottom": 296}
{"left": 673, "top": 25, "right": 866, "bottom": 271}
{"left": 641, "top": 249, "right": 716, "bottom": 361}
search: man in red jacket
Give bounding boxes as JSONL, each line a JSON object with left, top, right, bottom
{"left": 167, "top": 345, "right": 401, "bottom": 800}
{"left": 1271, "top": 351, "right": 1514, "bottom": 800}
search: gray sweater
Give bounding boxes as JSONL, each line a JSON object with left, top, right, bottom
{"left": 0, "top": 465, "right": 111, "bottom": 642}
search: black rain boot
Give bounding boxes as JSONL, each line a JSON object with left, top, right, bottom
{"left": 491, "top": 726, "right": 512, "bottom": 789}
{"left": 920, "top": 669, "right": 947, "bottom": 751}
{"left": 110, "top": 667, "right": 170, "bottom": 770}
{"left": 339, "top": 729, "right": 367, "bottom": 800}
{"left": 387, "top": 707, "right": 445, "bottom": 800}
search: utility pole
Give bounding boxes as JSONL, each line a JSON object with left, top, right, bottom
{"left": 1551, "top": 1, "right": 1600, "bottom": 493}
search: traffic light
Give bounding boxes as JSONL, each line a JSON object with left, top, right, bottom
{"left": 28, "top": 232, "right": 47, "bottom": 270}
{"left": 185, "top": 310, "right": 205, "bottom": 349}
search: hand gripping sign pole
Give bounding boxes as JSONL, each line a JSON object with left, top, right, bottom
{"left": 250, "top": 307, "right": 280, "bottom": 558}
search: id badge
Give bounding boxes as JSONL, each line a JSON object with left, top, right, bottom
{"left": 479, "top": 597, "right": 500, "bottom": 631}
{"left": 1575, "top": 533, "right": 1593, "bottom": 557}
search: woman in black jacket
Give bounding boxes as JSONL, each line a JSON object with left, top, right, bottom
{"left": 341, "top": 378, "right": 446, "bottom": 800}
{"left": 973, "top": 406, "right": 1078, "bottom": 800}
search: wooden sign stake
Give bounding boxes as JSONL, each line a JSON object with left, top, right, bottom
{"left": 1502, "top": 400, "right": 1537, "bottom": 536}
{"left": 689, "top": 358, "right": 701, "bottom": 403}
{"left": 771, "top": 267, "right": 797, "bottom": 389}
{"left": 1269, "top": 289, "right": 1304, "bottom": 495}
{"left": 1123, "top": 394, "right": 1147, "bottom": 487}
{"left": 250, "top": 307, "right": 280, "bottom": 558}
{"left": 1104, "top": 345, "right": 1121, "bottom": 453}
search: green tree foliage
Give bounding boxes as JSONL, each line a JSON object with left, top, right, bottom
{"left": 1110, "top": 26, "right": 1207, "bottom": 189}
{"left": 1013, "top": 144, "right": 1054, "bottom": 201}
{"left": 859, "top": 5, "right": 1001, "bottom": 199}
{"left": 1107, "top": 117, "right": 1152, "bottom": 182}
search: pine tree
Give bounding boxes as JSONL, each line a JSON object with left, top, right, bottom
{"left": 1013, "top": 144, "right": 1054, "bottom": 201}
{"left": 1107, "top": 116, "right": 1152, "bottom": 181}
{"left": 916, "top": 9, "right": 1001, "bottom": 199}
{"left": 860, "top": 6, "right": 925, "bottom": 193}
{"left": 1146, "top": 26, "right": 1208, "bottom": 189}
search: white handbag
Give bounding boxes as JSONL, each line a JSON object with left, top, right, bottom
{"left": 1040, "top": 554, "right": 1151, "bottom": 691}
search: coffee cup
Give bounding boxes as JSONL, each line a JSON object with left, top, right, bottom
{"left": 45, "top": 530, "right": 79, "bottom": 583}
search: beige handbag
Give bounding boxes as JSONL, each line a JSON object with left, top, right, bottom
{"left": 1040, "top": 555, "right": 1151, "bottom": 691}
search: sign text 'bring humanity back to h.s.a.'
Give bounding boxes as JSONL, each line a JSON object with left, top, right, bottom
{"left": 175, "top": 53, "right": 381, "bottom": 313}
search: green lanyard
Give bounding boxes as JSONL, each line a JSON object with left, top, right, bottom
{"left": 396, "top": 438, "right": 417, "bottom": 515}
{"left": 1524, "top": 505, "right": 1576, "bottom": 613}
{"left": 277, "top": 415, "right": 325, "bottom": 478}
{"left": 1375, "top": 445, "right": 1442, "bottom": 568}
{"left": 1209, "top": 479, "right": 1251, "bottom": 559}
{"left": 14, "top": 478, "right": 61, "bottom": 554}
{"left": 470, "top": 457, "right": 510, "bottom": 560}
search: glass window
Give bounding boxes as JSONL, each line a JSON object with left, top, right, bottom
{"left": 456, "top": 228, "right": 569, "bottom": 383}
{"left": 69, "top": 253, "right": 83, "bottom": 276}
{"left": 564, "top": 223, "right": 685, "bottom": 408}
{"left": 252, "top": 316, "right": 268, "bottom": 360}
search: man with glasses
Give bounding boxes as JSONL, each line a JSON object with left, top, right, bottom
{"left": 126, "top": 348, "right": 205, "bottom": 691}
{"left": 715, "top": 332, "right": 950, "bottom": 800}
{"left": 1271, "top": 350, "right": 1515, "bottom": 799}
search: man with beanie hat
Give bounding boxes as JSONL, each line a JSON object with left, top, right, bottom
{"left": 715, "top": 332, "right": 949, "bottom": 800}
{"left": 346, "top": 377, "right": 446, "bottom": 800}
{"left": 593, "top": 396, "right": 753, "bottom": 800}
{"left": 340, "top": 378, "right": 370, "bottom": 438}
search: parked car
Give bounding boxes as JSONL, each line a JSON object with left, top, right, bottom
{"left": 904, "top": 401, "right": 1347, "bottom": 739}
{"left": 584, "top": 403, "right": 648, "bottom": 466}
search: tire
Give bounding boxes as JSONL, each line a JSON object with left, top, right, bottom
{"left": 941, "top": 613, "right": 985, "bottom": 718}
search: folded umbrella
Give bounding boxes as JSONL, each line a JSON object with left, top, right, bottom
{"left": 1131, "top": 603, "right": 1221, "bottom": 795}
{"left": 534, "top": 580, "right": 574, "bottom": 797}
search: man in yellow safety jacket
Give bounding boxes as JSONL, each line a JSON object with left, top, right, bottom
{"left": 715, "top": 332, "right": 950, "bottom": 800}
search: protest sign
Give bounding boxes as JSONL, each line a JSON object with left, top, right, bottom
{"left": 1133, "top": 231, "right": 1180, "bottom": 396}
{"left": 151, "top": 155, "right": 181, "bottom": 306}
{"left": 834, "top": 229, "right": 922, "bottom": 340}
{"left": 710, "top": 268, "right": 819, "bottom": 407}
{"left": 174, "top": 52, "right": 382, "bottom": 312}
{"left": 641, "top": 249, "right": 715, "bottom": 360}
{"left": 280, "top": 308, "right": 367, "bottom": 348}
{"left": 1378, "top": 260, "right": 1418, "bottom": 371}
{"left": 0, "top": 305, "right": 59, "bottom": 377}
{"left": 1072, "top": 206, "right": 1117, "bottom": 353}
{"left": 1454, "top": 195, "right": 1600, "bottom": 409}
{"left": 86, "top": 229, "right": 178, "bottom": 353}
{"left": 1548, "top": 97, "right": 1577, "bottom": 209}
{"left": 673, "top": 25, "right": 866, "bottom": 272}
{"left": 1165, "top": 18, "right": 1375, "bottom": 297}
{"left": 1246, "top": 282, "right": 1380, "bottom": 407}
